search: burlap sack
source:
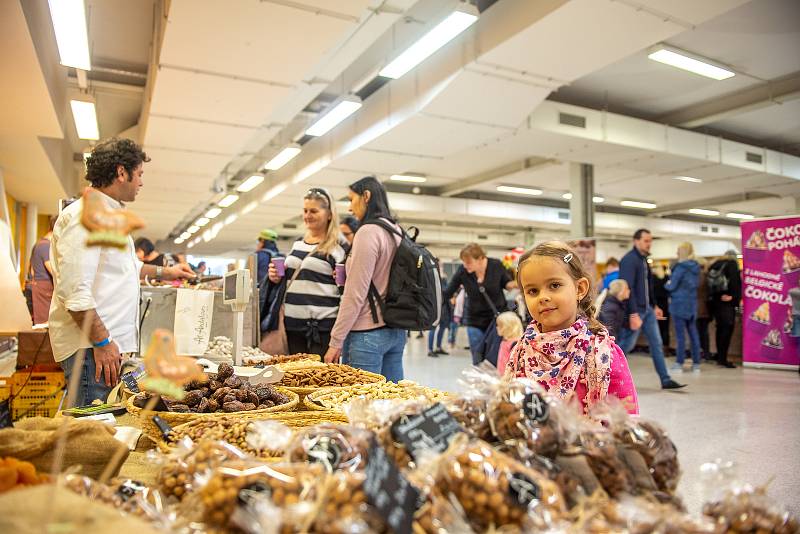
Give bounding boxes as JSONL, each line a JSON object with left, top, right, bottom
{"left": 0, "top": 484, "right": 161, "bottom": 534}
{"left": 0, "top": 417, "right": 129, "bottom": 480}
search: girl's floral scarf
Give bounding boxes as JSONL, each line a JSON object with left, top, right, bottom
{"left": 510, "top": 318, "right": 613, "bottom": 410}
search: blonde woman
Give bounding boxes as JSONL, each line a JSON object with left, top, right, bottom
{"left": 665, "top": 242, "right": 702, "bottom": 372}
{"left": 268, "top": 187, "right": 347, "bottom": 356}
{"left": 495, "top": 311, "right": 523, "bottom": 375}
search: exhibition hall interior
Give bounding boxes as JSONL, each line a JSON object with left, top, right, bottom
{"left": 0, "top": 0, "right": 798, "bottom": 531}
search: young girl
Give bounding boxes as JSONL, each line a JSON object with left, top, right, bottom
{"left": 510, "top": 242, "right": 638, "bottom": 414}
{"left": 496, "top": 311, "right": 524, "bottom": 375}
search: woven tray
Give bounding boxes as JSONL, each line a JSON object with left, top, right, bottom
{"left": 126, "top": 386, "right": 299, "bottom": 441}
{"left": 277, "top": 366, "right": 386, "bottom": 399}
{"left": 306, "top": 381, "right": 452, "bottom": 412}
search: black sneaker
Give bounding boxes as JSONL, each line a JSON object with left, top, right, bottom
{"left": 435, "top": 348, "right": 449, "bottom": 355}
{"left": 427, "top": 351, "right": 439, "bottom": 358}
{"left": 662, "top": 379, "right": 687, "bottom": 390}
{"left": 717, "top": 361, "right": 736, "bottom": 368}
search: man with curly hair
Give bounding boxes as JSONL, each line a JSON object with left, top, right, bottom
{"left": 49, "top": 138, "right": 196, "bottom": 405}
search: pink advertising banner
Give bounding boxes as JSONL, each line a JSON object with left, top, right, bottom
{"left": 741, "top": 216, "right": 800, "bottom": 368}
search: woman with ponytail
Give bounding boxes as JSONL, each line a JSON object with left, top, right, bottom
{"left": 509, "top": 241, "right": 639, "bottom": 414}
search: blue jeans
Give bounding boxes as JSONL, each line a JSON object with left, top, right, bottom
{"left": 342, "top": 328, "right": 406, "bottom": 383}
{"left": 618, "top": 308, "right": 671, "bottom": 385}
{"left": 674, "top": 315, "right": 701, "bottom": 365}
{"left": 60, "top": 348, "right": 114, "bottom": 407}
{"left": 428, "top": 323, "right": 447, "bottom": 352}
{"left": 467, "top": 326, "right": 487, "bottom": 364}
{"left": 448, "top": 321, "right": 459, "bottom": 345}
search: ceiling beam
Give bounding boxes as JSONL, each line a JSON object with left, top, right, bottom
{"left": 657, "top": 72, "right": 800, "bottom": 128}
{"left": 435, "top": 156, "right": 556, "bottom": 197}
{"left": 650, "top": 191, "right": 779, "bottom": 215}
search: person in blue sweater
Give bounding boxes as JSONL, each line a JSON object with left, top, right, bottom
{"left": 666, "top": 242, "right": 702, "bottom": 373}
{"left": 618, "top": 229, "right": 685, "bottom": 390}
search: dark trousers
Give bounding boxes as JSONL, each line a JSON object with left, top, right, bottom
{"left": 696, "top": 317, "right": 711, "bottom": 356}
{"left": 286, "top": 330, "right": 329, "bottom": 360}
{"left": 711, "top": 303, "right": 736, "bottom": 364}
{"left": 658, "top": 315, "right": 671, "bottom": 352}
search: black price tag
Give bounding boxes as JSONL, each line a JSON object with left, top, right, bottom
{"left": 306, "top": 436, "right": 343, "bottom": 473}
{"left": 364, "top": 441, "right": 420, "bottom": 534}
{"left": 121, "top": 372, "right": 140, "bottom": 393}
{"left": 0, "top": 399, "right": 11, "bottom": 429}
{"left": 390, "top": 402, "right": 463, "bottom": 461}
{"left": 152, "top": 415, "right": 173, "bottom": 439}
{"left": 116, "top": 479, "right": 147, "bottom": 502}
{"left": 508, "top": 472, "right": 541, "bottom": 507}
{"left": 237, "top": 481, "right": 272, "bottom": 505}
{"left": 523, "top": 392, "right": 549, "bottom": 423}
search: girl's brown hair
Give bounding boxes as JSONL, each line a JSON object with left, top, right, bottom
{"left": 516, "top": 241, "right": 604, "bottom": 334}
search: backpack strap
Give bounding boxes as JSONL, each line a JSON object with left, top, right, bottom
{"left": 478, "top": 284, "right": 500, "bottom": 318}
{"left": 362, "top": 218, "right": 403, "bottom": 324}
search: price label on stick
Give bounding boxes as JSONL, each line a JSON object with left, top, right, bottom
{"left": 364, "top": 441, "right": 420, "bottom": 534}
{"left": 524, "top": 392, "right": 549, "bottom": 423}
{"left": 121, "top": 372, "right": 140, "bottom": 393}
{"left": 389, "top": 402, "right": 463, "bottom": 461}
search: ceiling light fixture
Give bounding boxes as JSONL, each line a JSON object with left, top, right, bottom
{"left": 187, "top": 225, "right": 199, "bottom": 234}
{"left": 195, "top": 217, "right": 210, "bottom": 227}
{"left": 689, "top": 208, "right": 720, "bottom": 216}
{"left": 262, "top": 183, "right": 289, "bottom": 203}
{"left": 237, "top": 175, "right": 265, "bottom": 193}
{"left": 218, "top": 194, "right": 239, "bottom": 208}
{"left": 48, "top": 0, "right": 91, "bottom": 70}
{"left": 70, "top": 100, "right": 99, "bottom": 140}
{"left": 621, "top": 200, "right": 657, "bottom": 209}
{"left": 593, "top": 196, "right": 605, "bottom": 203}
{"left": 242, "top": 201, "right": 258, "bottom": 215}
{"left": 187, "top": 241, "right": 195, "bottom": 249}
{"left": 673, "top": 175, "right": 703, "bottom": 183}
{"left": 647, "top": 45, "right": 735, "bottom": 80}
{"left": 390, "top": 174, "right": 427, "bottom": 183}
{"left": 305, "top": 97, "right": 362, "bottom": 137}
{"left": 264, "top": 145, "right": 302, "bottom": 170}
{"left": 379, "top": 8, "right": 478, "bottom": 79}
{"left": 727, "top": 212, "right": 755, "bottom": 220}
{"left": 205, "top": 207, "right": 222, "bottom": 219}
{"left": 180, "top": 231, "right": 191, "bottom": 240}
{"left": 224, "top": 214, "right": 238, "bottom": 226}
{"left": 174, "top": 237, "right": 184, "bottom": 245}
{"left": 496, "top": 185, "right": 543, "bottom": 196}
{"left": 562, "top": 193, "right": 573, "bottom": 200}
{"left": 202, "top": 230, "right": 213, "bottom": 243}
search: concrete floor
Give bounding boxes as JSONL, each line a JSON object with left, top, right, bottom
{"left": 403, "top": 330, "right": 800, "bottom": 516}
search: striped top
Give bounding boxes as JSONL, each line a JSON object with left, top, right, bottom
{"left": 284, "top": 239, "right": 347, "bottom": 332}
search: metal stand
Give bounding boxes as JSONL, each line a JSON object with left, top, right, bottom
{"left": 232, "top": 309, "right": 245, "bottom": 366}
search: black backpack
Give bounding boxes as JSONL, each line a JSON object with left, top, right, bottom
{"left": 707, "top": 263, "right": 730, "bottom": 294}
{"left": 364, "top": 219, "right": 443, "bottom": 330}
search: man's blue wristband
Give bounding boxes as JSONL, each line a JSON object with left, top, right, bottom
{"left": 93, "top": 337, "right": 112, "bottom": 348}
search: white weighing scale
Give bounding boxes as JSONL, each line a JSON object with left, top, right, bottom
{"left": 223, "top": 269, "right": 251, "bottom": 366}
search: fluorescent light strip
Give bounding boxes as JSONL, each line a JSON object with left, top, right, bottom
{"left": 205, "top": 207, "right": 222, "bottom": 219}
{"left": 264, "top": 146, "right": 301, "bottom": 170}
{"left": 218, "top": 194, "right": 239, "bottom": 208}
{"left": 727, "top": 212, "right": 755, "bottom": 220}
{"left": 195, "top": 217, "right": 210, "bottom": 227}
{"left": 187, "top": 241, "right": 195, "bottom": 249}
{"left": 48, "top": 0, "right": 91, "bottom": 70}
{"left": 224, "top": 214, "right": 238, "bottom": 226}
{"left": 305, "top": 99, "right": 362, "bottom": 137}
{"left": 187, "top": 225, "right": 199, "bottom": 234}
{"left": 621, "top": 200, "right": 657, "bottom": 209}
{"left": 379, "top": 10, "right": 478, "bottom": 79}
{"left": 70, "top": 100, "right": 99, "bottom": 140}
{"left": 174, "top": 238, "right": 184, "bottom": 245}
{"left": 180, "top": 231, "right": 191, "bottom": 240}
{"left": 390, "top": 174, "right": 427, "bottom": 183}
{"left": 593, "top": 196, "right": 605, "bottom": 204}
{"left": 497, "top": 185, "right": 542, "bottom": 196}
{"left": 689, "top": 208, "right": 720, "bottom": 216}
{"left": 242, "top": 201, "right": 258, "bottom": 215}
{"left": 648, "top": 47, "right": 735, "bottom": 80}
{"left": 673, "top": 176, "right": 703, "bottom": 183}
{"left": 202, "top": 230, "right": 213, "bottom": 243}
{"left": 562, "top": 193, "right": 572, "bottom": 200}
{"left": 262, "top": 183, "right": 289, "bottom": 202}
{"left": 237, "top": 175, "right": 264, "bottom": 193}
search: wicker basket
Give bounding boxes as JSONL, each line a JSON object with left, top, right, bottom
{"left": 126, "top": 386, "right": 300, "bottom": 441}
{"left": 278, "top": 366, "right": 386, "bottom": 404}
{"left": 306, "top": 381, "right": 453, "bottom": 412}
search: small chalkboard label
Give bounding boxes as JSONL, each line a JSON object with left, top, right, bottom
{"left": 508, "top": 472, "right": 541, "bottom": 507}
{"left": 364, "top": 441, "right": 420, "bottom": 534}
{"left": 0, "top": 399, "right": 11, "bottom": 429}
{"left": 152, "top": 415, "right": 173, "bottom": 439}
{"left": 523, "top": 392, "right": 549, "bottom": 423}
{"left": 306, "top": 436, "right": 343, "bottom": 473}
{"left": 237, "top": 481, "right": 272, "bottom": 505}
{"left": 116, "top": 479, "right": 147, "bottom": 502}
{"left": 121, "top": 372, "right": 140, "bottom": 393}
{"left": 390, "top": 402, "right": 463, "bottom": 461}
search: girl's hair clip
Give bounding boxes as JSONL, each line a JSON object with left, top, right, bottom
{"left": 563, "top": 253, "right": 574, "bottom": 263}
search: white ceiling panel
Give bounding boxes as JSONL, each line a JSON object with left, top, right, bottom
{"left": 149, "top": 67, "right": 293, "bottom": 127}
{"left": 146, "top": 115, "right": 257, "bottom": 155}
{"left": 364, "top": 115, "right": 511, "bottom": 158}
{"left": 708, "top": 99, "right": 800, "bottom": 148}
{"left": 143, "top": 147, "right": 232, "bottom": 177}
{"left": 159, "top": 0, "right": 364, "bottom": 84}
{"left": 333, "top": 148, "right": 442, "bottom": 176}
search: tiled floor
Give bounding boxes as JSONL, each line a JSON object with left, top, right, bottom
{"left": 403, "top": 330, "right": 800, "bottom": 516}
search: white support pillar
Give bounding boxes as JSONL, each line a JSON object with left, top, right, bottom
{"left": 569, "top": 162, "right": 595, "bottom": 238}
{"left": 25, "top": 203, "right": 39, "bottom": 267}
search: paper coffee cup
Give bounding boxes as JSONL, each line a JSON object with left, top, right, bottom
{"left": 273, "top": 257, "right": 285, "bottom": 277}
{"left": 335, "top": 263, "right": 346, "bottom": 286}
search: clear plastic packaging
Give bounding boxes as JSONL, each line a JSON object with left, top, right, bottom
{"left": 284, "top": 424, "right": 373, "bottom": 472}
{"left": 62, "top": 474, "right": 172, "bottom": 527}
{"left": 166, "top": 417, "right": 293, "bottom": 459}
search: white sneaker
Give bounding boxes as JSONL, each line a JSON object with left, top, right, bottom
{"left": 670, "top": 363, "right": 684, "bottom": 372}
{"left": 692, "top": 365, "right": 701, "bottom": 373}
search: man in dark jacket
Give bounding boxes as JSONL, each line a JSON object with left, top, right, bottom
{"left": 618, "top": 229, "right": 685, "bottom": 390}
{"left": 599, "top": 279, "right": 630, "bottom": 338}
{"left": 707, "top": 250, "right": 742, "bottom": 368}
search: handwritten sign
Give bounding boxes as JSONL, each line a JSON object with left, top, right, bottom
{"left": 174, "top": 288, "right": 214, "bottom": 355}
{"left": 390, "top": 402, "right": 463, "bottom": 461}
{"left": 364, "top": 440, "right": 420, "bottom": 534}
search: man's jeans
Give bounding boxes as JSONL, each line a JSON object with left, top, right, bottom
{"left": 466, "top": 326, "right": 487, "bottom": 364}
{"left": 60, "top": 348, "right": 114, "bottom": 407}
{"left": 618, "top": 308, "right": 671, "bottom": 385}
{"left": 342, "top": 328, "right": 406, "bottom": 383}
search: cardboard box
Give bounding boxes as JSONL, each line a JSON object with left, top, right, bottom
{"left": 17, "top": 330, "right": 56, "bottom": 368}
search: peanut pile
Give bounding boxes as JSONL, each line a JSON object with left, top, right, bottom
{"left": 278, "top": 364, "right": 384, "bottom": 388}
{"left": 309, "top": 380, "right": 450, "bottom": 410}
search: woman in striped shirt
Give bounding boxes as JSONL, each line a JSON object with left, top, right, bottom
{"left": 268, "top": 187, "right": 347, "bottom": 356}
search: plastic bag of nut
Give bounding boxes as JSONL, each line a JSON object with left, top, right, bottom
{"left": 153, "top": 437, "right": 248, "bottom": 501}
{"left": 487, "top": 377, "right": 564, "bottom": 459}
{"left": 284, "top": 424, "right": 373, "bottom": 473}
{"left": 429, "top": 434, "right": 566, "bottom": 532}
{"left": 443, "top": 363, "right": 502, "bottom": 443}
{"left": 166, "top": 417, "right": 293, "bottom": 459}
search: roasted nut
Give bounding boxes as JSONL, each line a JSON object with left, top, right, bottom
{"left": 223, "top": 401, "right": 246, "bottom": 412}
{"left": 278, "top": 364, "right": 384, "bottom": 389}
{"left": 183, "top": 390, "right": 204, "bottom": 407}
{"left": 224, "top": 376, "right": 243, "bottom": 389}
{"left": 217, "top": 362, "right": 234, "bottom": 380}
